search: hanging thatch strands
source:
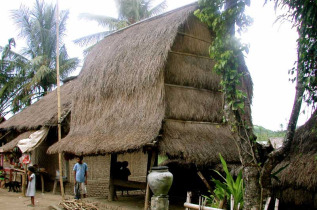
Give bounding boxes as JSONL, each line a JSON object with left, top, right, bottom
{"left": 177, "top": 32, "right": 212, "bottom": 44}
{"left": 169, "top": 51, "right": 211, "bottom": 60}
{"left": 159, "top": 120, "right": 239, "bottom": 166}
{"left": 163, "top": 119, "right": 224, "bottom": 125}
{"left": 165, "top": 83, "right": 221, "bottom": 93}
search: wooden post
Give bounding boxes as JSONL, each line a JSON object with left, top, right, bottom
{"left": 108, "top": 154, "right": 117, "bottom": 201}
{"left": 56, "top": 0, "right": 64, "bottom": 199}
{"left": 41, "top": 174, "right": 44, "bottom": 193}
{"left": 22, "top": 164, "right": 27, "bottom": 196}
{"left": 144, "top": 150, "right": 157, "bottom": 210}
{"left": 185, "top": 191, "right": 192, "bottom": 210}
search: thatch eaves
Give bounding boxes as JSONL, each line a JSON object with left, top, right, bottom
{"left": 0, "top": 80, "right": 76, "bottom": 131}
{"left": 0, "top": 131, "right": 35, "bottom": 152}
{"left": 273, "top": 110, "right": 317, "bottom": 191}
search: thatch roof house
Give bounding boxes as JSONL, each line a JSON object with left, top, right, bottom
{"left": 0, "top": 79, "right": 76, "bottom": 185}
{"left": 0, "top": 79, "right": 75, "bottom": 131}
{"left": 48, "top": 3, "right": 253, "bottom": 168}
{"left": 273, "top": 110, "right": 317, "bottom": 210}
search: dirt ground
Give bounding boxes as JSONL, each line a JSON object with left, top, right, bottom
{"left": 0, "top": 188, "right": 64, "bottom": 209}
{"left": 0, "top": 188, "right": 185, "bottom": 210}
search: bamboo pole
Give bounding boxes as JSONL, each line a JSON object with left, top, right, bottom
{"left": 264, "top": 197, "right": 271, "bottom": 210}
{"left": 56, "top": 0, "right": 64, "bottom": 199}
{"left": 274, "top": 198, "right": 279, "bottom": 210}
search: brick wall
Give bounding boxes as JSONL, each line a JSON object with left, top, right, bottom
{"left": 64, "top": 152, "right": 148, "bottom": 197}
{"left": 117, "top": 151, "right": 148, "bottom": 182}
{"left": 65, "top": 155, "right": 111, "bottom": 197}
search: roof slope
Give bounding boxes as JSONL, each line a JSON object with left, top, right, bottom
{"left": 0, "top": 131, "right": 35, "bottom": 152}
{"left": 273, "top": 110, "right": 317, "bottom": 190}
{"left": 0, "top": 80, "right": 76, "bottom": 131}
{"left": 48, "top": 4, "right": 198, "bottom": 155}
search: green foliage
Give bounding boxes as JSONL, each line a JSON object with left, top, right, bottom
{"left": 253, "top": 125, "right": 286, "bottom": 142}
{"left": 74, "top": 0, "right": 167, "bottom": 47}
{"left": 206, "top": 154, "right": 244, "bottom": 209}
{"left": 0, "top": 0, "right": 79, "bottom": 115}
{"left": 195, "top": 0, "right": 252, "bottom": 112}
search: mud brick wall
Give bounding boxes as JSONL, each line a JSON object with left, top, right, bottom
{"left": 117, "top": 151, "right": 148, "bottom": 182}
{"left": 65, "top": 155, "right": 111, "bottom": 197}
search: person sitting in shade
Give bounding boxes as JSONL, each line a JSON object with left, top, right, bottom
{"left": 73, "top": 156, "right": 88, "bottom": 199}
{"left": 118, "top": 161, "right": 131, "bottom": 195}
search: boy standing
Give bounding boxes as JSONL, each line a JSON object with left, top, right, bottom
{"left": 73, "top": 156, "right": 88, "bottom": 199}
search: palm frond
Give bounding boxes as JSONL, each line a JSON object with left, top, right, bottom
{"left": 78, "top": 13, "right": 124, "bottom": 30}
{"left": 147, "top": 0, "right": 167, "bottom": 18}
{"left": 73, "top": 30, "right": 114, "bottom": 47}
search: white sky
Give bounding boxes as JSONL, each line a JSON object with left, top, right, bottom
{"left": 0, "top": 0, "right": 312, "bottom": 131}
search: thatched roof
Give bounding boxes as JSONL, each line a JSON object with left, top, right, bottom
{"left": 273, "top": 110, "right": 317, "bottom": 191}
{"left": 48, "top": 2, "right": 252, "bottom": 166}
{"left": 48, "top": 4, "right": 199, "bottom": 155}
{"left": 0, "top": 131, "right": 35, "bottom": 152}
{"left": 0, "top": 80, "right": 76, "bottom": 131}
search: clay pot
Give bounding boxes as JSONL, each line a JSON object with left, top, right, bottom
{"left": 147, "top": 166, "right": 173, "bottom": 196}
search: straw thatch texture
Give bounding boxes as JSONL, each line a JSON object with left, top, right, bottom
{"left": 164, "top": 84, "right": 223, "bottom": 122}
{"left": 273, "top": 110, "right": 317, "bottom": 191}
{"left": 0, "top": 131, "right": 35, "bottom": 152}
{"left": 159, "top": 120, "right": 239, "bottom": 165}
{"left": 164, "top": 53, "right": 220, "bottom": 90}
{"left": 0, "top": 80, "right": 76, "bottom": 131}
{"left": 172, "top": 15, "right": 212, "bottom": 57}
{"left": 48, "top": 4, "right": 198, "bottom": 155}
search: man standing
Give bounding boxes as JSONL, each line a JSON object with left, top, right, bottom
{"left": 73, "top": 156, "right": 88, "bottom": 199}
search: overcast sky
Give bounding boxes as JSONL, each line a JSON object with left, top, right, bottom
{"left": 0, "top": 0, "right": 313, "bottom": 131}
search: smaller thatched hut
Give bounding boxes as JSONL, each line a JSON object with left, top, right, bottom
{"left": 272, "top": 110, "right": 317, "bottom": 210}
{"left": 0, "top": 79, "right": 76, "bottom": 189}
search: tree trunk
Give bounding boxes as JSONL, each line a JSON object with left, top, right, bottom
{"left": 234, "top": 111, "right": 261, "bottom": 210}
{"left": 225, "top": 0, "right": 262, "bottom": 209}
{"left": 260, "top": 66, "right": 304, "bottom": 198}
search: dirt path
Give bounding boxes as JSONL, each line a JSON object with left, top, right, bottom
{"left": 0, "top": 188, "right": 64, "bottom": 209}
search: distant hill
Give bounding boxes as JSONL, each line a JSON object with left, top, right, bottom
{"left": 253, "top": 125, "right": 285, "bottom": 142}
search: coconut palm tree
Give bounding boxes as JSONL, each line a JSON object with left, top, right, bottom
{"left": 2, "top": 0, "right": 80, "bottom": 113}
{"left": 74, "top": 0, "right": 167, "bottom": 47}
{"left": 0, "top": 38, "right": 28, "bottom": 116}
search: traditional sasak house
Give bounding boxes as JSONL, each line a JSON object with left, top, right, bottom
{"left": 0, "top": 79, "right": 75, "bottom": 185}
{"left": 272, "top": 110, "right": 317, "bottom": 210}
{"left": 48, "top": 2, "right": 253, "bottom": 199}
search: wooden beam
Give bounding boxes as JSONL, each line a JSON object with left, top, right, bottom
{"left": 113, "top": 179, "right": 146, "bottom": 189}
{"left": 177, "top": 32, "right": 212, "bottom": 44}
{"left": 165, "top": 83, "right": 221, "bottom": 93}
{"left": 163, "top": 118, "right": 224, "bottom": 126}
{"left": 197, "top": 171, "right": 212, "bottom": 191}
{"left": 169, "top": 51, "right": 212, "bottom": 60}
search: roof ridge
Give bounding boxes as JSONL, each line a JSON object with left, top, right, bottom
{"left": 101, "top": 2, "right": 198, "bottom": 40}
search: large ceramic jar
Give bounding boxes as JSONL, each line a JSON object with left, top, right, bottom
{"left": 147, "top": 166, "right": 173, "bottom": 196}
